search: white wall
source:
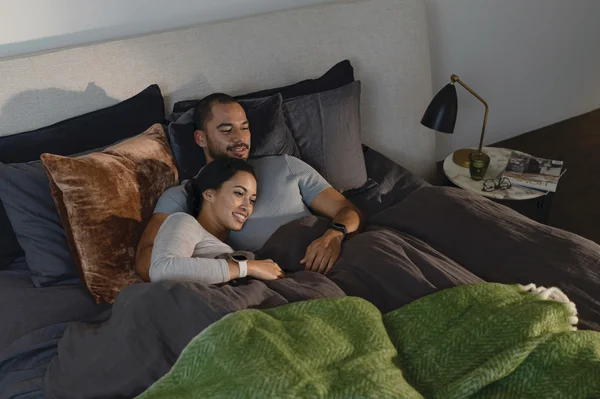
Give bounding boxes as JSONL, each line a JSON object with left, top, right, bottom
{"left": 2, "top": 0, "right": 599, "bottom": 162}
{"left": 425, "top": 0, "right": 600, "bottom": 160}
{"left": 0, "top": 0, "right": 337, "bottom": 59}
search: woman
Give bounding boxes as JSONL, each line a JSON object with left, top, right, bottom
{"left": 150, "top": 158, "right": 284, "bottom": 284}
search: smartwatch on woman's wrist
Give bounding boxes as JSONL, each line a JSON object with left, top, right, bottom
{"left": 231, "top": 254, "right": 248, "bottom": 278}
{"left": 237, "top": 260, "right": 248, "bottom": 278}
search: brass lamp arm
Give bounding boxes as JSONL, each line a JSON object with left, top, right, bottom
{"left": 451, "top": 74, "right": 488, "bottom": 152}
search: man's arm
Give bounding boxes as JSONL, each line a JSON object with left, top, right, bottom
{"left": 136, "top": 213, "right": 169, "bottom": 282}
{"left": 301, "top": 187, "right": 363, "bottom": 274}
{"left": 309, "top": 187, "right": 363, "bottom": 234}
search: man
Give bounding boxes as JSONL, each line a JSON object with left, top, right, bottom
{"left": 135, "top": 93, "right": 363, "bottom": 281}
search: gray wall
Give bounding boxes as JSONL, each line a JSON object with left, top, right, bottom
{"left": 0, "top": 0, "right": 338, "bottom": 59}
{"left": 426, "top": 0, "right": 600, "bottom": 160}
{"left": 2, "top": 0, "right": 599, "bottom": 161}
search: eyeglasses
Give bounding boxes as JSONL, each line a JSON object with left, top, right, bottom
{"left": 482, "top": 177, "right": 512, "bottom": 192}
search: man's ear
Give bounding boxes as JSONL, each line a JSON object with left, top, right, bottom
{"left": 194, "top": 130, "right": 207, "bottom": 148}
{"left": 202, "top": 189, "right": 216, "bottom": 203}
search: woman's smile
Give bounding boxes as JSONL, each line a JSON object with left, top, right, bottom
{"left": 232, "top": 212, "right": 247, "bottom": 223}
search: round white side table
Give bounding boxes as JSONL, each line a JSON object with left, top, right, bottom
{"left": 443, "top": 147, "right": 547, "bottom": 200}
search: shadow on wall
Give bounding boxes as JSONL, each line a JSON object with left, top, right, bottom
{"left": 0, "top": 82, "right": 118, "bottom": 136}
{"left": 162, "top": 75, "right": 215, "bottom": 116}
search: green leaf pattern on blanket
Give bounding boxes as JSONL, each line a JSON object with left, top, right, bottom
{"left": 136, "top": 283, "right": 600, "bottom": 399}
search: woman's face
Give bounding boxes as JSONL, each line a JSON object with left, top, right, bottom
{"left": 210, "top": 171, "right": 257, "bottom": 231}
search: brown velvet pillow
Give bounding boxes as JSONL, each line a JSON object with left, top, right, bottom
{"left": 41, "top": 124, "right": 178, "bottom": 303}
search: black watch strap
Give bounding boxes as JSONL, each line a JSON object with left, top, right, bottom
{"left": 329, "top": 222, "right": 348, "bottom": 237}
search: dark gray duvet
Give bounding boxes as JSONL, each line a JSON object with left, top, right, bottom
{"left": 3, "top": 149, "right": 600, "bottom": 399}
{"left": 44, "top": 185, "right": 600, "bottom": 399}
{"left": 0, "top": 261, "right": 108, "bottom": 398}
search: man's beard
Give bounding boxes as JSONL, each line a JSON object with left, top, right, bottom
{"left": 205, "top": 136, "right": 249, "bottom": 161}
{"left": 206, "top": 144, "right": 227, "bottom": 161}
{"left": 204, "top": 136, "right": 229, "bottom": 161}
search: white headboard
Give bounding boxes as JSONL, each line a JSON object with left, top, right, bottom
{"left": 0, "top": 0, "right": 434, "bottom": 177}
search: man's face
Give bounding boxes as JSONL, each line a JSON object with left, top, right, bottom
{"left": 194, "top": 102, "right": 251, "bottom": 163}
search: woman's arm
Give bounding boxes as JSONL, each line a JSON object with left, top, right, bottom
{"left": 149, "top": 213, "right": 237, "bottom": 284}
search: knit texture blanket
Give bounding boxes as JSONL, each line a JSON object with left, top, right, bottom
{"left": 136, "top": 283, "right": 600, "bottom": 399}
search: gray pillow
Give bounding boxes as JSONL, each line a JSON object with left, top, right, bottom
{"left": 282, "top": 81, "right": 367, "bottom": 192}
{"left": 0, "top": 161, "right": 80, "bottom": 286}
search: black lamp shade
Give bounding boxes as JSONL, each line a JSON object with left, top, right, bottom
{"left": 421, "top": 83, "right": 458, "bottom": 134}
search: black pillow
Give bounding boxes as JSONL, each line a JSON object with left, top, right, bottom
{"left": 0, "top": 84, "right": 165, "bottom": 270}
{"left": 172, "top": 60, "right": 355, "bottom": 113}
{"left": 236, "top": 59, "right": 355, "bottom": 101}
{"left": 167, "top": 94, "right": 299, "bottom": 182}
{"left": 0, "top": 84, "right": 165, "bottom": 163}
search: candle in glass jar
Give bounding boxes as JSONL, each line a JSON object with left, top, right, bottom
{"left": 471, "top": 159, "right": 485, "bottom": 168}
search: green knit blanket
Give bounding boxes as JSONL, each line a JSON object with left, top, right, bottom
{"left": 136, "top": 283, "right": 600, "bottom": 399}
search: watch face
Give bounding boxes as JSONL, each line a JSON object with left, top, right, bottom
{"left": 332, "top": 223, "right": 347, "bottom": 234}
{"left": 231, "top": 254, "right": 248, "bottom": 262}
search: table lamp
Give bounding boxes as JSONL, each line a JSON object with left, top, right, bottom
{"left": 421, "top": 74, "right": 489, "bottom": 168}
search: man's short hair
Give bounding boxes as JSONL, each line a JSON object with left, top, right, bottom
{"left": 193, "top": 93, "right": 239, "bottom": 131}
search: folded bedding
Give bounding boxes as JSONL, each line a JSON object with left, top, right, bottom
{"left": 137, "top": 284, "right": 600, "bottom": 399}
{"left": 41, "top": 185, "right": 600, "bottom": 398}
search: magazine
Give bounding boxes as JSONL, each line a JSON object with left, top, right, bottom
{"left": 502, "top": 151, "right": 566, "bottom": 192}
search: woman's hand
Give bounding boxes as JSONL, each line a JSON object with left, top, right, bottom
{"left": 247, "top": 259, "right": 285, "bottom": 280}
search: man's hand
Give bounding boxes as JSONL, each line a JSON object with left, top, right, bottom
{"left": 300, "top": 229, "right": 344, "bottom": 275}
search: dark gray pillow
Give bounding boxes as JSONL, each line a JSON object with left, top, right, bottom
{"left": 282, "top": 81, "right": 367, "bottom": 192}
{"left": 0, "top": 161, "right": 80, "bottom": 286}
{"left": 0, "top": 207, "right": 23, "bottom": 269}
{"left": 167, "top": 93, "right": 299, "bottom": 182}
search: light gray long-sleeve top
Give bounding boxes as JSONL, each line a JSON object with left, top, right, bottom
{"left": 149, "top": 212, "right": 234, "bottom": 284}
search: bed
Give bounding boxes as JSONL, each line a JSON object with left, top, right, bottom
{"left": 1, "top": 0, "right": 600, "bottom": 398}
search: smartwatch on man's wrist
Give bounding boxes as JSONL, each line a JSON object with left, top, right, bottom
{"left": 329, "top": 222, "right": 348, "bottom": 239}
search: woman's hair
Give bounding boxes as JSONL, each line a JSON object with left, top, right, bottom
{"left": 185, "top": 158, "right": 256, "bottom": 218}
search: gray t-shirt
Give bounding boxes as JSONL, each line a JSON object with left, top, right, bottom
{"left": 154, "top": 155, "right": 330, "bottom": 251}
